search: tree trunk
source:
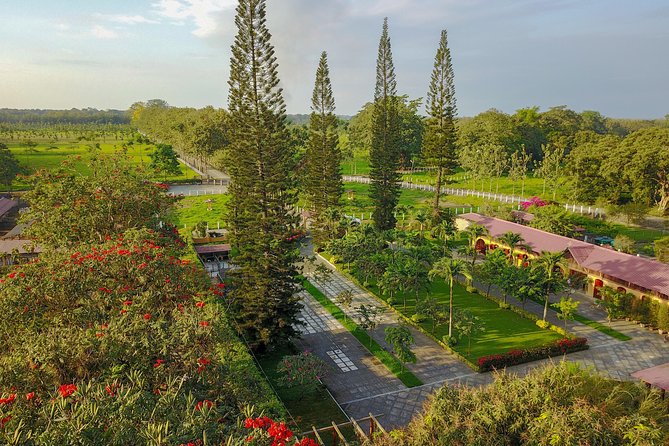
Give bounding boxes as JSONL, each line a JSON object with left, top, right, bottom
{"left": 433, "top": 165, "right": 443, "bottom": 212}
{"left": 448, "top": 278, "right": 454, "bottom": 338}
{"left": 543, "top": 295, "right": 549, "bottom": 321}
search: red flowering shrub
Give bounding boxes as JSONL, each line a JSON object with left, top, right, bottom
{"left": 0, "top": 228, "right": 282, "bottom": 443}
{"left": 243, "top": 416, "right": 319, "bottom": 446}
{"left": 477, "top": 338, "right": 588, "bottom": 371}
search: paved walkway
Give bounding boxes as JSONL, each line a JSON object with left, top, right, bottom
{"left": 296, "top": 248, "right": 669, "bottom": 430}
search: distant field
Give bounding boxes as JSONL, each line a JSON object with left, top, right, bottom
{"left": 168, "top": 194, "right": 230, "bottom": 232}
{"left": 5, "top": 141, "right": 199, "bottom": 188}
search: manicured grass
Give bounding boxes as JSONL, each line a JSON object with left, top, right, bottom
{"left": 257, "top": 343, "right": 349, "bottom": 434}
{"left": 168, "top": 194, "right": 230, "bottom": 231}
{"left": 364, "top": 279, "right": 563, "bottom": 363}
{"left": 341, "top": 182, "right": 435, "bottom": 222}
{"left": 302, "top": 280, "right": 423, "bottom": 387}
{"left": 7, "top": 141, "right": 199, "bottom": 187}
{"left": 572, "top": 312, "right": 631, "bottom": 341}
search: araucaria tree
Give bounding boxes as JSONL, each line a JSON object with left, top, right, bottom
{"left": 304, "top": 51, "right": 342, "bottom": 244}
{"left": 226, "top": 0, "right": 301, "bottom": 347}
{"left": 423, "top": 29, "right": 458, "bottom": 213}
{"left": 369, "top": 18, "right": 402, "bottom": 230}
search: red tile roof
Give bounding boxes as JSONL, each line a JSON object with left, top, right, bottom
{"left": 460, "top": 213, "right": 669, "bottom": 297}
{"left": 0, "top": 198, "right": 18, "bottom": 219}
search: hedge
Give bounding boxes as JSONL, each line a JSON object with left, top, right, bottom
{"left": 477, "top": 338, "right": 589, "bottom": 372}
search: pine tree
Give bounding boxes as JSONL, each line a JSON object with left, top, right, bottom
{"left": 424, "top": 29, "right": 458, "bottom": 213}
{"left": 226, "top": 0, "right": 300, "bottom": 347}
{"left": 369, "top": 18, "right": 402, "bottom": 230}
{"left": 304, "top": 51, "right": 342, "bottom": 244}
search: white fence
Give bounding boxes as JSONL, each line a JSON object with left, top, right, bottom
{"left": 342, "top": 175, "right": 605, "bottom": 218}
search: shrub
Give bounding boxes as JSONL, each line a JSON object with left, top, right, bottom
{"left": 477, "top": 338, "right": 588, "bottom": 372}
{"left": 0, "top": 229, "right": 281, "bottom": 443}
{"left": 411, "top": 313, "right": 427, "bottom": 323}
{"left": 536, "top": 319, "right": 550, "bottom": 329}
{"left": 498, "top": 302, "right": 511, "bottom": 310}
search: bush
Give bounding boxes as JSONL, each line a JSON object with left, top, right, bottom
{"left": 477, "top": 338, "right": 588, "bottom": 372}
{"left": 498, "top": 302, "right": 511, "bottom": 310}
{"left": 536, "top": 319, "right": 550, "bottom": 329}
{"left": 411, "top": 313, "right": 427, "bottom": 323}
{"left": 466, "top": 285, "right": 478, "bottom": 294}
{"left": 0, "top": 229, "right": 281, "bottom": 443}
{"left": 657, "top": 304, "right": 669, "bottom": 331}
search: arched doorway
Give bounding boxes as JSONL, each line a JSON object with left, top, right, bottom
{"left": 475, "top": 239, "right": 487, "bottom": 254}
{"left": 593, "top": 279, "right": 604, "bottom": 298}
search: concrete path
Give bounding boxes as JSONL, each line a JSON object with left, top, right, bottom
{"left": 296, "top": 249, "right": 669, "bottom": 430}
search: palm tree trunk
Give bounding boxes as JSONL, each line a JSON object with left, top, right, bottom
{"left": 448, "top": 278, "right": 454, "bottom": 338}
{"left": 543, "top": 294, "right": 549, "bottom": 321}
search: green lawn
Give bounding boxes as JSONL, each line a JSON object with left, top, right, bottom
{"left": 366, "top": 278, "right": 563, "bottom": 363}
{"left": 342, "top": 182, "right": 435, "bottom": 222}
{"left": 168, "top": 194, "right": 230, "bottom": 231}
{"left": 257, "top": 343, "right": 350, "bottom": 438}
{"left": 7, "top": 141, "right": 199, "bottom": 187}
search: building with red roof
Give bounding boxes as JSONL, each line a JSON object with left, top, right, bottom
{"left": 457, "top": 213, "right": 669, "bottom": 302}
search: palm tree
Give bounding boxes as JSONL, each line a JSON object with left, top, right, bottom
{"left": 535, "top": 251, "right": 568, "bottom": 321}
{"left": 431, "top": 220, "right": 454, "bottom": 257}
{"left": 395, "top": 204, "right": 412, "bottom": 229}
{"left": 463, "top": 223, "right": 489, "bottom": 280}
{"left": 429, "top": 258, "right": 472, "bottom": 338}
{"left": 497, "top": 231, "right": 525, "bottom": 265}
{"left": 412, "top": 209, "right": 430, "bottom": 237}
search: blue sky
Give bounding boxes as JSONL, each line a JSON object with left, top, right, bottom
{"left": 1, "top": 0, "right": 668, "bottom": 118}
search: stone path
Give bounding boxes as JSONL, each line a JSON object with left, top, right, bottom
{"left": 293, "top": 291, "right": 405, "bottom": 411}
{"left": 296, "top": 249, "right": 669, "bottom": 430}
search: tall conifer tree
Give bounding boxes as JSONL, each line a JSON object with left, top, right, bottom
{"left": 226, "top": 0, "right": 300, "bottom": 347}
{"left": 424, "top": 29, "right": 458, "bottom": 212}
{"left": 369, "top": 18, "right": 402, "bottom": 230}
{"left": 304, "top": 51, "right": 342, "bottom": 244}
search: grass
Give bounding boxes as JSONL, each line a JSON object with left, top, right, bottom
{"left": 571, "top": 312, "right": 631, "bottom": 341}
{"left": 6, "top": 141, "right": 199, "bottom": 188}
{"left": 341, "top": 182, "right": 435, "bottom": 222}
{"left": 256, "top": 342, "right": 350, "bottom": 439}
{"left": 302, "top": 280, "right": 423, "bottom": 388}
{"left": 168, "top": 194, "right": 230, "bottom": 231}
{"left": 365, "top": 279, "right": 564, "bottom": 363}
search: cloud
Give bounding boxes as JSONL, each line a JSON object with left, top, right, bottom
{"left": 152, "top": 0, "right": 237, "bottom": 37}
{"left": 91, "top": 25, "right": 119, "bottom": 39}
{"left": 96, "top": 14, "right": 159, "bottom": 25}
{"left": 56, "top": 23, "right": 70, "bottom": 31}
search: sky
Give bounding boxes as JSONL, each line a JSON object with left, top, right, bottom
{"left": 0, "top": 0, "right": 668, "bottom": 118}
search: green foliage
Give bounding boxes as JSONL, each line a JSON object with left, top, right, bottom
{"left": 452, "top": 308, "right": 484, "bottom": 355}
{"left": 0, "top": 142, "right": 23, "bottom": 191}
{"left": 654, "top": 236, "right": 669, "bottom": 263}
{"left": 555, "top": 297, "right": 580, "bottom": 332}
{"left": 384, "top": 326, "right": 417, "bottom": 371}
{"left": 304, "top": 52, "right": 343, "bottom": 245}
{"left": 20, "top": 155, "right": 176, "bottom": 248}
{"left": 369, "top": 18, "right": 402, "bottom": 230}
{"left": 372, "top": 362, "right": 669, "bottom": 446}
{"left": 149, "top": 143, "right": 181, "bottom": 177}
{"left": 276, "top": 351, "right": 328, "bottom": 397}
{"left": 225, "top": 0, "right": 301, "bottom": 347}
{"left": 423, "top": 29, "right": 458, "bottom": 211}
{"left": 613, "top": 234, "right": 636, "bottom": 254}
{"left": 529, "top": 204, "right": 575, "bottom": 237}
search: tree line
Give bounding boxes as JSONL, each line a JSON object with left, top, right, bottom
{"left": 0, "top": 108, "right": 130, "bottom": 125}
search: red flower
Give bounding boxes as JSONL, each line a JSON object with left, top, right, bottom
{"left": 195, "top": 400, "right": 214, "bottom": 411}
{"left": 96, "top": 332, "right": 105, "bottom": 338}
{"left": 154, "top": 359, "right": 165, "bottom": 368}
{"left": 0, "top": 394, "right": 16, "bottom": 405}
{"left": 294, "top": 439, "right": 319, "bottom": 446}
{"left": 120, "top": 309, "right": 127, "bottom": 315}
{"left": 143, "top": 313, "right": 152, "bottom": 321}
{"left": 7, "top": 272, "right": 16, "bottom": 279}
{"left": 0, "top": 415, "right": 11, "bottom": 429}
{"left": 26, "top": 392, "right": 35, "bottom": 401}
{"left": 123, "top": 300, "right": 132, "bottom": 306}
{"left": 195, "top": 301, "right": 206, "bottom": 308}
{"left": 58, "top": 384, "right": 77, "bottom": 398}
{"left": 198, "top": 321, "right": 210, "bottom": 327}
